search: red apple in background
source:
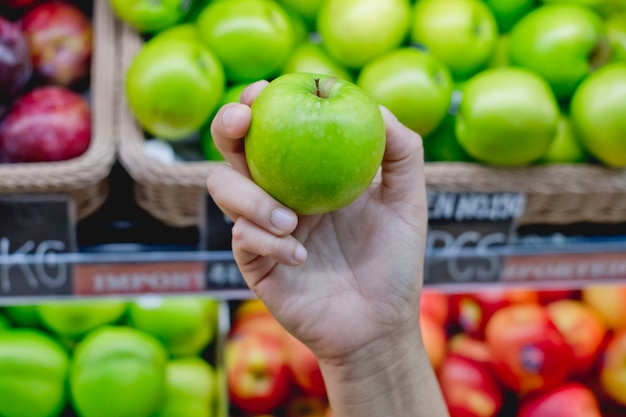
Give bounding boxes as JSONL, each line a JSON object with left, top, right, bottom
{"left": 437, "top": 354, "right": 504, "bottom": 417}
{"left": 0, "top": 86, "right": 91, "bottom": 163}
{"left": 0, "top": 0, "right": 37, "bottom": 7}
{"left": 485, "top": 304, "right": 573, "bottom": 394}
{"left": 600, "top": 329, "right": 626, "bottom": 407}
{"left": 20, "top": 1, "right": 92, "bottom": 87}
{"left": 420, "top": 289, "right": 450, "bottom": 326}
{"left": 0, "top": 15, "right": 32, "bottom": 103}
{"left": 456, "top": 289, "right": 538, "bottom": 338}
{"left": 286, "top": 395, "right": 328, "bottom": 417}
{"left": 582, "top": 285, "right": 626, "bottom": 330}
{"left": 448, "top": 334, "right": 493, "bottom": 368}
{"left": 421, "top": 314, "right": 447, "bottom": 371}
{"left": 283, "top": 332, "right": 326, "bottom": 397}
{"left": 546, "top": 299, "right": 607, "bottom": 376}
{"left": 516, "top": 382, "right": 602, "bottom": 417}
{"left": 226, "top": 332, "right": 292, "bottom": 415}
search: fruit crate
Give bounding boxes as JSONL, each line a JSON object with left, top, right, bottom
{"left": 116, "top": 10, "right": 626, "bottom": 229}
{"left": 0, "top": 0, "right": 118, "bottom": 220}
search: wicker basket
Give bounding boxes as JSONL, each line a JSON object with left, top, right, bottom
{"left": 0, "top": 0, "right": 119, "bottom": 221}
{"left": 117, "top": 18, "right": 626, "bottom": 228}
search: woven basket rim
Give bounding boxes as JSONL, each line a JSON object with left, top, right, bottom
{"left": 0, "top": 0, "right": 118, "bottom": 192}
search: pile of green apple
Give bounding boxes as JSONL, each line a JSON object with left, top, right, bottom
{"left": 0, "top": 297, "right": 221, "bottom": 417}
{"left": 113, "top": 0, "right": 626, "bottom": 168}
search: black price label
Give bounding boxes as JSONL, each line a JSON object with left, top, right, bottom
{"left": 203, "top": 193, "right": 234, "bottom": 251}
{"left": 0, "top": 194, "right": 75, "bottom": 297}
{"left": 425, "top": 191, "right": 526, "bottom": 285}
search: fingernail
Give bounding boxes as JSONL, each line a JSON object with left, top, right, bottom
{"left": 293, "top": 244, "right": 307, "bottom": 265}
{"left": 222, "top": 106, "right": 237, "bottom": 129}
{"left": 271, "top": 208, "right": 297, "bottom": 233}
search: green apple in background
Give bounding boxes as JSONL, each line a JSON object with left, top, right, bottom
{"left": 149, "top": 22, "right": 202, "bottom": 45}
{"left": 356, "top": 47, "right": 453, "bottom": 136}
{"left": 109, "top": 0, "right": 192, "bottom": 34}
{"left": 128, "top": 297, "right": 218, "bottom": 357}
{"left": 4, "top": 305, "right": 40, "bottom": 328}
{"left": 70, "top": 326, "right": 167, "bottom": 417}
{"left": 37, "top": 299, "right": 127, "bottom": 340}
{"left": 410, "top": 0, "right": 498, "bottom": 81}
{"left": 508, "top": 4, "right": 609, "bottom": 100}
{"left": 488, "top": 34, "right": 510, "bottom": 67}
{"left": 484, "top": 0, "right": 536, "bottom": 33}
{"left": 126, "top": 35, "right": 225, "bottom": 141}
{"left": 424, "top": 113, "right": 474, "bottom": 162}
{"left": 541, "top": 0, "right": 625, "bottom": 17}
{"left": 456, "top": 68, "right": 560, "bottom": 166}
{"left": 282, "top": 41, "right": 354, "bottom": 81}
{"left": 0, "top": 329, "right": 69, "bottom": 417}
{"left": 541, "top": 114, "right": 587, "bottom": 163}
{"left": 276, "top": 0, "right": 325, "bottom": 23}
{"left": 607, "top": 13, "right": 626, "bottom": 62}
{"left": 0, "top": 312, "right": 10, "bottom": 330}
{"left": 151, "top": 357, "right": 217, "bottom": 417}
{"left": 317, "top": 0, "right": 411, "bottom": 69}
{"left": 246, "top": 73, "right": 386, "bottom": 215}
{"left": 196, "top": 0, "right": 296, "bottom": 82}
{"left": 570, "top": 63, "right": 626, "bottom": 167}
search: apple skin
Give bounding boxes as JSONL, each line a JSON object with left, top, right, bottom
{"left": 508, "top": 4, "right": 608, "bottom": 100}
{"left": 0, "top": 15, "right": 32, "bottom": 102}
{"left": 540, "top": 114, "right": 587, "bottom": 164}
{"left": 484, "top": 304, "right": 573, "bottom": 395}
{"left": 447, "top": 334, "right": 493, "bottom": 368}
{"left": 516, "top": 382, "right": 602, "bottom": 417}
{"left": 276, "top": 0, "right": 325, "bottom": 23}
{"left": 410, "top": 0, "right": 498, "bottom": 81}
{"left": 607, "top": 13, "right": 626, "bottom": 62}
{"left": 125, "top": 35, "right": 225, "bottom": 141}
{"left": 245, "top": 73, "right": 386, "bottom": 215}
{"left": 317, "top": 0, "right": 411, "bottom": 69}
{"left": 0, "top": 86, "right": 91, "bottom": 163}
{"left": 356, "top": 47, "right": 453, "bottom": 136}
{"left": 546, "top": 299, "right": 607, "bottom": 376}
{"left": 600, "top": 329, "right": 626, "bottom": 406}
{"left": 110, "top": 0, "right": 192, "bottom": 34}
{"left": 581, "top": 284, "right": 626, "bottom": 330}
{"left": 570, "top": 63, "right": 626, "bottom": 167}
{"left": 420, "top": 289, "right": 450, "bottom": 326}
{"left": 282, "top": 41, "right": 353, "bottom": 82}
{"left": 455, "top": 67, "right": 559, "bottom": 166}
{"left": 20, "top": 2, "right": 92, "bottom": 88}
{"left": 484, "top": 0, "right": 535, "bottom": 33}
{"left": 283, "top": 332, "right": 326, "bottom": 397}
{"left": 226, "top": 332, "right": 292, "bottom": 415}
{"left": 437, "top": 354, "right": 504, "bottom": 417}
{"left": 197, "top": 0, "right": 296, "bottom": 83}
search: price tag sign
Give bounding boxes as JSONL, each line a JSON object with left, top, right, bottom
{"left": 425, "top": 191, "right": 526, "bottom": 285}
{"left": 205, "top": 260, "right": 248, "bottom": 290}
{"left": 0, "top": 194, "right": 75, "bottom": 297}
{"left": 203, "top": 193, "right": 234, "bottom": 251}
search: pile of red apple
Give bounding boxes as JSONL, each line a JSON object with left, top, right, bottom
{"left": 115, "top": 0, "right": 626, "bottom": 168}
{"left": 0, "top": 0, "right": 92, "bottom": 163}
{"left": 228, "top": 285, "right": 626, "bottom": 417}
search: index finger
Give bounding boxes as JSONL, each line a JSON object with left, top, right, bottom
{"left": 210, "top": 80, "right": 269, "bottom": 175}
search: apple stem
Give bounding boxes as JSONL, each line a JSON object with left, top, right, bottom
{"left": 315, "top": 78, "right": 321, "bottom": 98}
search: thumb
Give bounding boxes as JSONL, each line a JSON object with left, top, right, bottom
{"left": 379, "top": 106, "right": 426, "bottom": 205}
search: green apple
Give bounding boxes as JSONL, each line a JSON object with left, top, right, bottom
{"left": 456, "top": 67, "right": 560, "bottom": 166}
{"left": 37, "top": 300, "right": 127, "bottom": 340}
{"left": 317, "top": 0, "right": 411, "bottom": 69}
{"left": 424, "top": 114, "right": 474, "bottom": 162}
{"left": 128, "top": 297, "right": 219, "bottom": 357}
{"left": 282, "top": 41, "right": 354, "bottom": 81}
{"left": 276, "top": 0, "right": 325, "bottom": 23}
{"left": 570, "top": 63, "right": 626, "bottom": 167}
{"left": 196, "top": 0, "right": 296, "bottom": 82}
{"left": 410, "top": 0, "right": 498, "bottom": 81}
{"left": 607, "top": 13, "right": 626, "bottom": 62}
{"left": 4, "top": 305, "right": 41, "bottom": 328}
{"left": 245, "top": 73, "right": 386, "bottom": 215}
{"left": 109, "top": 0, "right": 192, "bottom": 34}
{"left": 0, "top": 312, "right": 10, "bottom": 331}
{"left": 508, "top": 4, "right": 609, "bottom": 100}
{"left": 149, "top": 23, "right": 202, "bottom": 45}
{"left": 541, "top": 0, "right": 626, "bottom": 17}
{"left": 151, "top": 357, "right": 217, "bottom": 417}
{"left": 126, "top": 35, "right": 225, "bottom": 140}
{"left": 488, "top": 34, "right": 510, "bottom": 68}
{"left": 356, "top": 47, "right": 453, "bottom": 136}
{"left": 541, "top": 114, "right": 587, "bottom": 163}
{"left": 201, "top": 83, "right": 250, "bottom": 161}
{"left": 0, "top": 329, "right": 69, "bottom": 417}
{"left": 484, "top": 0, "right": 536, "bottom": 33}
{"left": 70, "top": 326, "right": 167, "bottom": 417}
